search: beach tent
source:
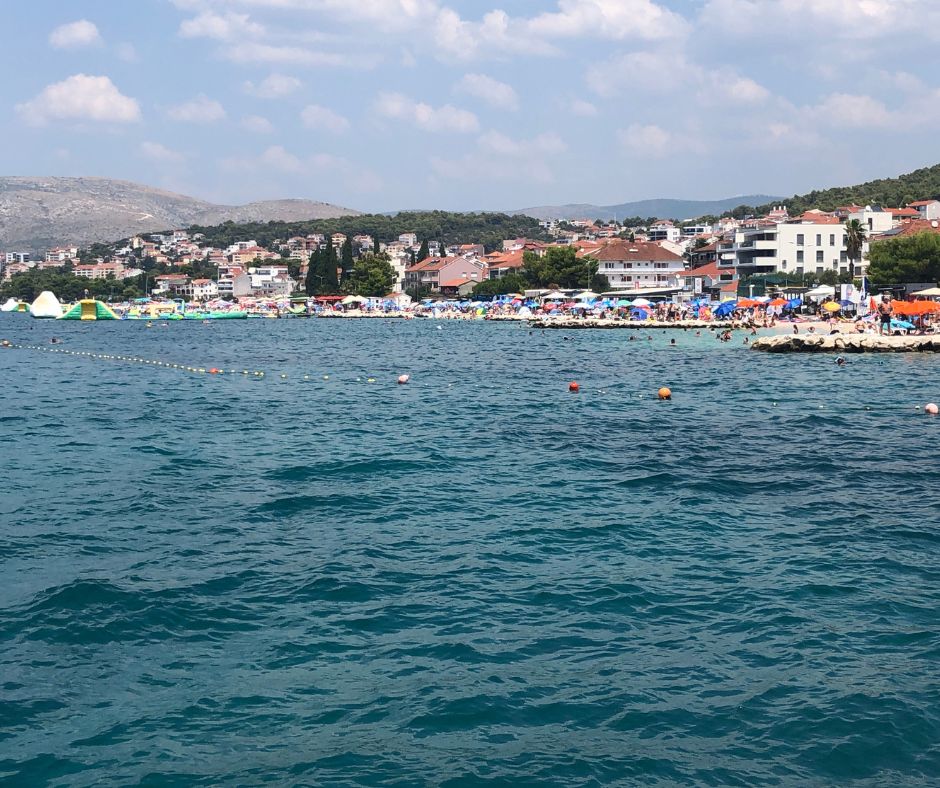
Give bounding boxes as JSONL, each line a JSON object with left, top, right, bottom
{"left": 30, "top": 290, "right": 63, "bottom": 319}
{"left": 805, "top": 285, "right": 836, "bottom": 299}
{"left": 341, "top": 295, "right": 366, "bottom": 305}
{"left": 911, "top": 287, "right": 940, "bottom": 297}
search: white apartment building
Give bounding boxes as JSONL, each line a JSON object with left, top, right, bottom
{"left": 648, "top": 222, "right": 682, "bottom": 243}
{"left": 398, "top": 233, "right": 418, "bottom": 247}
{"left": 848, "top": 206, "right": 893, "bottom": 235}
{"left": 248, "top": 264, "right": 295, "bottom": 297}
{"left": 910, "top": 200, "right": 940, "bottom": 221}
{"left": 585, "top": 240, "right": 686, "bottom": 292}
{"left": 719, "top": 221, "right": 867, "bottom": 277}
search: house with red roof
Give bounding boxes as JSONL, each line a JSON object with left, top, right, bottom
{"left": 907, "top": 200, "right": 940, "bottom": 220}
{"left": 405, "top": 256, "right": 487, "bottom": 292}
{"left": 582, "top": 240, "right": 685, "bottom": 293}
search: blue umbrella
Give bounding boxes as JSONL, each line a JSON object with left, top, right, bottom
{"left": 714, "top": 301, "right": 737, "bottom": 318}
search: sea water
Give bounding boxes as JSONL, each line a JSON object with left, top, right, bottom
{"left": 1, "top": 315, "right": 939, "bottom": 785}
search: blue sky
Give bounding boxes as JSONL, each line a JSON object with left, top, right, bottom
{"left": 3, "top": 0, "right": 939, "bottom": 212}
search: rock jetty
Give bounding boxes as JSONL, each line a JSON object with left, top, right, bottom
{"left": 528, "top": 319, "right": 734, "bottom": 330}
{"left": 751, "top": 334, "right": 940, "bottom": 353}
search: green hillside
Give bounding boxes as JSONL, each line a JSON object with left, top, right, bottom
{"left": 186, "top": 211, "right": 550, "bottom": 253}
{"left": 727, "top": 163, "right": 940, "bottom": 217}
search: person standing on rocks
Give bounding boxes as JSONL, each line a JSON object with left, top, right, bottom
{"left": 877, "top": 295, "right": 893, "bottom": 336}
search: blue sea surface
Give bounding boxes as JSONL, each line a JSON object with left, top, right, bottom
{"left": 1, "top": 315, "right": 939, "bottom": 786}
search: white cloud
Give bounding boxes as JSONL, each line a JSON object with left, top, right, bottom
{"left": 167, "top": 95, "right": 227, "bottom": 123}
{"left": 478, "top": 131, "right": 566, "bottom": 156}
{"left": 116, "top": 42, "right": 139, "bottom": 62}
{"left": 223, "top": 43, "right": 353, "bottom": 67}
{"left": 618, "top": 124, "right": 672, "bottom": 156}
{"left": 569, "top": 98, "right": 598, "bottom": 117}
{"left": 526, "top": 0, "right": 689, "bottom": 41}
{"left": 586, "top": 50, "right": 769, "bottom": 107}
{"left": 812, "top": 93, "right": 892, "bottom": 128}
{"left": 49, "top": 20, "right": 102, "bottom": 49}
{"left": 179, "top": 11, "right": 264, "bottom": 40}
{"left": 240, "top": 115, "right": 274, "bottom": 133}
{"left": 243, "top": 73, "right": 302, "bottom": 98}
{"left": 16, "top": 74, "right": 141, "bottom": 126}
{"left": 140, "top": 141, "right": 185, "bottom": 163}
{"left": 701, "top": 0, "right": 938, "bottom": 41}
{"left": 375, "top": 92, "right": 478, "bottom": 133}
{"left": 431, "top": 130, "right": 566, "bottom": 184}
{"left": 454, "top": 73, "right": 518, "bottom": 110}
{"left": 221, "top": 144, "right": 383, "bottom": 192}
{"left": 300, "top": 104, "right": 350, "bottom": 133}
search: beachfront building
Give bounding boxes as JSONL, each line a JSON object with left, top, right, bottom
{"left": 583, "top": 240, "right": 685, "bottom": 292}
{"left": 248, "top": 264, "right": 295, "bottom": 297}
{"left": 718, "top": 219, "right": 866, "bottom": 278}
{"left": 72, "top": 262, "right": 129, "bottom": 280}
{"left": 216, "top": 263, "right": 252, "bottom": 298}
{"left": 153, "top": 274, "right": 192, "bottom": 297}
{"left": 485, "top": 250, "right": 525, "bottom": 279}
{"left": 405, "top": 256, "right": 487, "bottom": 293}
{"left": 191, "top": 279, "right": 219, "bottom": 300}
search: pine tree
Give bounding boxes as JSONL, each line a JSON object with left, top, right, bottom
{"left": 340, "top": 237, "right": 354, "bottom": 284}
{"left": 410, "top": 249, "right": 416, "bottom": 265}
{"left": 373, "top": 237, "right": 380, "bottom": 255}
{"left": 417, "top": 239, "right": 429, "bottom": 262}
{"left": 305, "top": 247, "right": 320, "bottom": 295}
{"left": 325, "top": 242, "right": 339, "bottom": 292}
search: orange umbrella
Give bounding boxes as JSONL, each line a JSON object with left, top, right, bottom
{"left": 906, "top": 300, "right": 940, "bottom": 315}
{"left": 769, "top": 298, "right": 787, "bottom": 307}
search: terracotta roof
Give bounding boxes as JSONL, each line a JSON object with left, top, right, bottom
{"left": 886, "top": 219, "right": 940, "bottom": 237}
{"left": 889, "top": 207, "right": 920, "bottom": 217}
{"left": 685, "top": 261, "right": 721, "bottom": 278}
{"left": 586, "top": 240, "right": 683, "bottom": 262}
{"left": 909, "top": 200, "right": 939, "bottom": 207}
{"left": 440, "top": 277, "right": 477, "bottom": 287}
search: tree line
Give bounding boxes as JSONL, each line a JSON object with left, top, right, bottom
{"left": 186, "top": 210, "right": 551, "bottom": 254}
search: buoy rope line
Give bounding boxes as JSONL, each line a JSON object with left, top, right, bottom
{"left": 2, "top": 343, "right": 405, "bottom": 383}
{"left": 4, "top": 344, "right": 937, "bottom": 411}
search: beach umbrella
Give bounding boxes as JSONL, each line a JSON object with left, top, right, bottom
{"left": 911, "top": 287, "right": 940, "bottom": 297}
{"left": 769, "top": 298, "right": 787, "bottom": 307}
{"left": 632, "top": 298, "right": 652, "bottom": 307}
{"left": 714, "top": 301, "right": 737, "bottom": 317}
{"left": 822, "top": 302, "right": 841, "bottom": 313}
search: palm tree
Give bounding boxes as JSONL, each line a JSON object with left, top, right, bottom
{"left": 844, "top": 218, "right": 866, "bottom": 280}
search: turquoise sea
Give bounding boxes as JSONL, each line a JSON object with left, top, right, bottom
{"left": 2, "top": 315, "right": 939, "bottom": 786}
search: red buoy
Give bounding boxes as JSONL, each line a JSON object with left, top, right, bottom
{"left": 569, "top": 381, "right": 580, "bottom": 392}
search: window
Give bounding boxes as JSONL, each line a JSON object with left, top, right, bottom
{"left": 796, "top": 267, "right": 804, "bottom": 275}
{"left": 816, "top": 250, "right": 824, "bottom": 263}
{"left": 815, "top": 234, "right": 822, "bottom": 245}
{"left": 796, "top": 234, "right": 805, "bottom": 246}
{"left": 816, "top": 266, "right": 824, "bottom": 274}
{"left": 840, "top": 251, "right": 848, "bottom": 263}
{"left": 797, "top": 250, "right": 804, "bottom": 263}
{"left": 830, "top": 234, "right": 835, "bottom": 246}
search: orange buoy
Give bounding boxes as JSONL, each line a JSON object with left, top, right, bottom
{"left": 569, "top": 381, "right": 580, "bottom": 392}
{"left": 658, "top": 387, "right": 672, "bottom": 400}
{"left": 209, "top": 368, "right": 219, "bottom": 374}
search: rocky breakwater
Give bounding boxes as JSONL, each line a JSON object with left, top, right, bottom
{"left": 528, "top": 318, "right": 734, "bottom": 330}
{"left": 751, "top": 334, "right": 940, "bottom": 353}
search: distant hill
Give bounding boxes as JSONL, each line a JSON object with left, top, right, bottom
{"left": 751, "top": 163, "right": 940, "bottom": 215}
{"left": 0, "top": 177, "right": 360, "bottom": 251}
{"left": 511, "top": 195, "right": 780, "bottom": 222}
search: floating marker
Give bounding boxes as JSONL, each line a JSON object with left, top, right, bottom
{"left": 569, "top": 381, "right": 580, "bottom": 392}
{"left": 398, "top": 374, "right": 410, "bottom": 385}
{"left": 926, "top": 403, "right": 939, "bottom": 415}
{"left": 658, "top": 387, "right": 671, "bottom": 400}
